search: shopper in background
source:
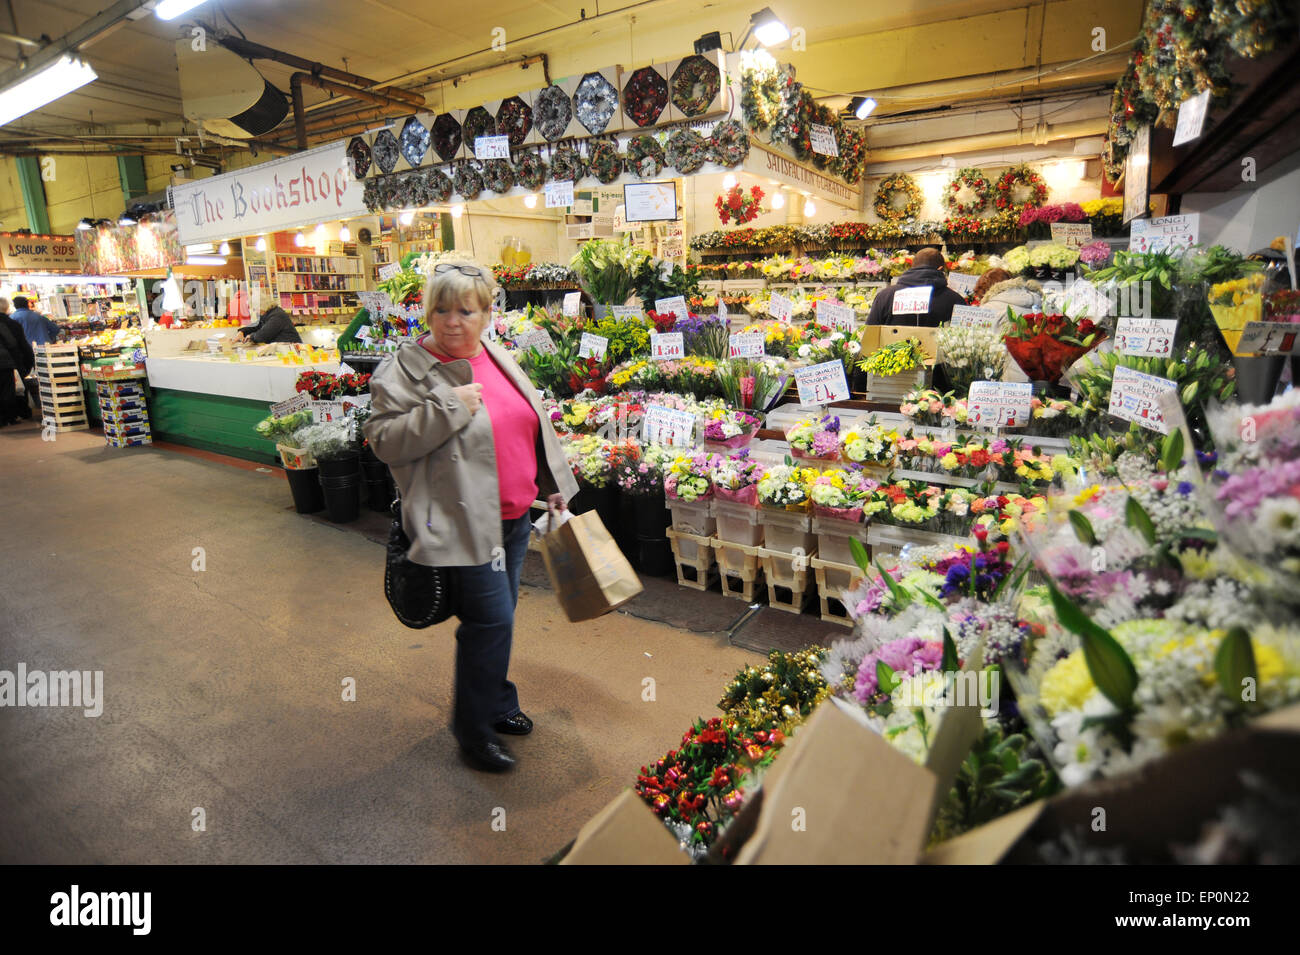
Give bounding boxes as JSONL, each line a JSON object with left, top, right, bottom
{"left": 11, "top": 296, "right": 59, "bottom": 346}
{"left": 865, "top": 247, "right": 967, "bottom": 327}
{"left": 971, "top": 268, "right": 1013, "bottom": 305}
{"left": 239, "top": 303, "right": 302, "bottom": 344}
{"left": 0, "top": 297, "right": 35, "bottom": 426}
{"left": 365, "top": 260, "right": 578, "bottom": 774}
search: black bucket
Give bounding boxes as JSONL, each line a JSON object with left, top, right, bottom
{"left": 637, "top": 537, "right": 674, "bottom": 577}
{"left": 285, "top": 466, "right": 325, "bottom": 513}
{"left": 319, "top": 472, "right": 361, "bottom": 523}
{"left": 361, "top": 457, "right": 392, "bottom": 512}
{"left": 319, "top": 452, "right": 361, "bottom": 480}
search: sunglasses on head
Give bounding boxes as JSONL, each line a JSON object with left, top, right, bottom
{"left": 433, "top": 263, "right": 487, "bottom": 279}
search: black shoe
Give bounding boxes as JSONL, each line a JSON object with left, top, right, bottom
{"left": 493, "top": 712, "right": 533, "bottom": 736}
{"left": 459, "top": 739, "right": 516, "bottom": 773}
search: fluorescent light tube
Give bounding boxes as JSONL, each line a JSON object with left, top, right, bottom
{"left": 0, "top": 55, "right": 98, "bottom": 127}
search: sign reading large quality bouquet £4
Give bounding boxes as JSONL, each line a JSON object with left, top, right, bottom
{"left": 172, "top": 141, "right": 366, "bottom": 244}
{"left": 1108, "top": 365, "right": 1177, "bottom": 434}
{"left": 967, "top": 381, "right": 1032, "bottom": 428}
{"left": 642, "top": 405, "right": 695, "bottom": 447}
{"left": 1114, "top": 317, "right": 1177, "bottom": 357}
{"left": 794, "top": 360, "right": 849, "bottom": 406}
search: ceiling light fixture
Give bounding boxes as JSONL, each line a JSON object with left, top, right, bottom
{"left": 851, "top": 96, "right": 877, "bottom": 121}
{"left": 0, "top": 54, "right": 98, "bottom": 127}
{"left": 523, "top": 194, "right": 537, "bottom": 209}
{"left": 722, "top": 173, "right": 737, "bottom": 189}
{"left": 803, "top": 198, "right": 816, "bottom": 217}
{"left": 694, "top": 32, "right": 723, "bottom": 55}
{"left": 399, "top": 210, "right": 415, "bottom": 225}
{"left": 338, "top": 225, "right": 351, "bottom": 241}
{"left": 450, "top": 204, "right": 465, "bottom": 218}
{"left": 738, "top": 8, "right": 790, "bottom": 49}
{"left": 315, "top": 223, "right": 326, "bottom": 237}
{"left": 154, "top": 0, "right": 212, "bottom": 21}
{"left": 771, "top": 191, "right": 785, "bottom": 210}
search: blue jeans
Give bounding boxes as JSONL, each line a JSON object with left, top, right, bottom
{"left": 451, "top": 514, "right": 532, "bottom": 746}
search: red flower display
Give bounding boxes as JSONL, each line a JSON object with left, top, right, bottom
{"left": 715, "top": 184, "right": 765, "bottom": 225}
{"left": 1002, "top": 311, "right": 1105, "bottom": 383}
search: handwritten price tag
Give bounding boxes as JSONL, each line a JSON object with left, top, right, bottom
{"left": 967, "top": 381, "right": 1032, "bottom": 428}
{"left": 815, "top": 298, "right": 855, "bottom": 331}
{"left": 1115, "top": 317, "right": 1177, "bottom": 357}
{"left": 357, "top": 291, "right": 393, "bottom": 315}
{"left": 271, "top": 392, "right": 311, "bottom": 417}
{"left": 578, "top": 333, "right": 608, "bottom": 360}
{"left": 654, "top": 295, "right": 689, "bottom": 321}
{"left": 309, "top": 400, "right": 345, "bottom": 423}
{"left": 562, "top": 292, "right": 582, "bottom": 317}
{"left": 794, "top": 360, "right": 850, "bottom": 406}
{"left": 545, "top": 180, "right": 574, "bottom": 208}
{"left": 1235, "top": 321, "right": 1300, "bottom": 356}
{"left": 892, "top": 286, "right": 932, "bottom": 315}
{"left": 516, "top": 329, "right": 557, "bottom": 354}
{"left": 949, "top": 305, "right": 1000, "bottom": 328}
{"left": 728, "top": 332, "right": 766, "bottom": 358}
{"left": 377, "top": 262, "right": 402, "bottom": 281}
{"left": 650, "top": 332, "right": 685, "bottom": 360}
{"left": 1050, "top": 223, "right": 1094, "bottom": 249}
{"left": 1130, "top": 214, "right": 1199, "bottom": 254}
{"left": 642, "top": 404, "right": 695, "bottom": 448}
{"left": 1109, "top": 365, "right": 1177, "bottom": 434}
{"left": 810, "top": 123, "right": 838, "bottom": 157}
{"left": 353, "top": 323, "right": 374, "bottom": 341}
{"left": 474, "top": 135, "right": 511, "bottom": 160}
{"left": 1172, "top": 89, "right": 1211, "bottom": 147}
{"left": 768, "top": 292, "right": 794, "bottom": 322}
{"left": 946, "top": 272, "right": 979, "bottom": 297}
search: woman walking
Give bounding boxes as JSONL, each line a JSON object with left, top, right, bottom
{"left": 365, "top": 261, "right": 577, "bottom": 772}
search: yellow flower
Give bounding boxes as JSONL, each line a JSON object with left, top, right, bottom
{"left": 939, "top": 452, "right": 959, "bottom": 470}
{"left": 1039, "top": 650, "right": 1096, "bottom": 716}
{"left": 1072, "top": 485, "right": 1104, "bottom": 506}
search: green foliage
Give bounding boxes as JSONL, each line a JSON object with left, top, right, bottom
{"left": 932, "top": 726, "right": 1056, "bottom": 842}
{"left": 633, "top": 257, "right": 702, "bottom": 306}
{"left": 570, "top": 236, "right": 648, "bottom": 305}
{"left": 1215, "top": 627, "right": 1258, "bottom": 709}
{"left": 1048, "top": 584, "right": 1138, "bottom": 713}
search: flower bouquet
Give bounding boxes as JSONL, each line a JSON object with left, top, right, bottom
{"left": 809, "top": 468, "right": 879, "bottom": 523}
{"left": 786, "top": 414, "right": 842, "bottom": 462}
{"left": 564, "top": 434, "right": 619, "bottom": 488}
{"left": 710, "top": 450, "right": 765, "bottom": 506}
{"left": 839, "top": 418, "right": 897, "bottom": 474}
{"left": 702, "top": 408, "right": 762, "bottom": 449}
{"left": 757, "top": 464, "right": 819, "bottom": 512}
{"left": 295, "top": 370, "right": 340, "bottom": 399}
{"left": 1208, "top": 273, "right": 1266, "bottom": 353}
{"left": 715, "top": 185, "right": 765, "bottom": 226}
{"left": 935, "top": 322, "right": 1006, "bottom": 394}
{"left": 1002, "top": 311, "right": 1104, "bottom": 384}
{"left": 858, "top": 338, "right": 926, "bottom": 378}
{"left": 900, "top": 387, "right": 967, "bottom": 427}
{"left": 665, "top": 450, "right": 720, "bottom": 502}
{"left": 615, "top": 443, "right": 674, "bottom": 497}
{"left": 716, "top": 357, "right": 790, "bottom": 412}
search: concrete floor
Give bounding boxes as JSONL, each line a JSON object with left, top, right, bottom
{"left": 0, "top": 419, "right": 759, "bottom": 864}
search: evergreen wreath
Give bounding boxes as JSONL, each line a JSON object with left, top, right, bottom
{"left": 665, "top": 129, "right": 709, "bottom": 175}
{"left": 625, "top": 134, "right": 665, "bottom": 178}
{"left": 588, "top": 139, "right": 623, "bottom": 183}
{"left": 482, "top": 159, "right": 515, "bottom": 194}
{"left": 512, "top": 150, "right": 548, "bottom": 190}
{"left": 453, "top": 160, "right": 484, "bottom": 201}
{"left": 709, "top": 119, "right": 750, "bottom": 167}
{"left": 549, "top": 146, "right": 586, "bottom": 182}
{"left": 993, "top": 164, "right": 1049, "bottom": 212}
{"left": 873, "top": 173, "right": 923, "bottom": 222}
{"left": 943, "top": 167, "right": 992, "bottom": 216}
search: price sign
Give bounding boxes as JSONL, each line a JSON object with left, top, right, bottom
{"left": 967, "top": 381, "right": 1033, "bottom": 428}
{"left": 892, "top": 286, "right": 933, "bottom": 315}
{"left": 610, "top": 305, "right": 641, "bottom": 320}
{"left": 377, "top": 262, "right": 402, "bottom": 281}
{"left": 768, "top": 292, "right": 794, "bottom": 322}
{"left": 1114, "top": 317, "right": 1178, "bottom": 357}
{"left": 949, "top": 305, "right": 1000, "bottom": 328}
{"left": 1064, "top": 278, "right": 1113, "bottom": 319}
{"left": 654, "top": 295, "right": 689, "bottom": 321}
{"left": 578, "top": 333, "right": 609, "bottom": 360}
{"left": 728, "top": 332, "right": 766, "bottom": 358}
{"left": 642, "top": 404, "right": 695, "bottom": 448}
{"left": 310, "top": 400, "right": 346, "bottom": 423}
{"left": 545, "top": 180, "right": 574, "bottom": 208}
{"left": 354, "top": 323, "right": 373, "bottom": 341}
{"left": 1172, "top": 89, "right": 1211, "bottom": 147}
{"left": 810, "top": 123, "right": 839, "bottom": 157}
{"left": 1130, "top": 214, "right": 1199, "bottom": 254}
{"left": 1050, "top": 223, "right": 1094, "bottom": 249}
{"left": 271, "top": 392, "right": 311, "bottom": 417}
{"left": 562, "top": 292, "right": 582, "bottom": 317}
{"left": 516, "top": 329, "right": 557, "bottom": 354}
{"left": 474, "top": 135, "right": 511, "bottom": 160}
{"left": 340, "top": 394, "right": 372, "bottom": 414}
{"left": 1123, "top": 124, "right": 1150, "bottom": 226}
{"left": 794, "top": 360, "right": 850, "bottom": 406}
{"left": 1235, "top": 321, "right": 1300, "bottom": 356}
{"left": 650, "top": 332, "right": 685, "bottom": 360}
{"left": 717, "top": 297, "right": 728, "bottom": 319}
{"left": 816, "top": 298, "right": 855, "bottom": 331}
{"left": 1108, "top": 365, "right": 1177, "bottom": 434}
{"left": 357, "top": 291, "right": 393, "bottom": 315}
{"left": 946, "top": 272, "right": 979, "bottom": 297}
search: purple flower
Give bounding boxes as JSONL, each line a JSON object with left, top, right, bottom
{"left": 853, "top": 636, "right": 944, "bottom": 703}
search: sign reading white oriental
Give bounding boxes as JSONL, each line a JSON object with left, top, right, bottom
{"left": 171, "top": 140, "right": 366, "bottom": 244}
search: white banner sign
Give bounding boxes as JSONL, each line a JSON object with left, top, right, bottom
{"left": 794, "top": 360, "right": 850, "bottom": 406}
{"left": 1114, "top": 317, "right": 1177, "bottom": 357}
{"left": 892, "top": 286, "right": 933, "bottom": 315}
{"left": 516, "top": 329, "right": 557, "bottom": 354}
{"left": 578, "top": 333, "right": 609, "bottom": 359}
{"left": 1130, "top": 214, "right": 1199, "bottom": 254}
{"left": 1235, "top": 321, "right": 1300, "bottom": 356}
{"left": 545, "top": 179, "right": 575, "bottom": 208}
{"left": 172, "top": 140, "right": 366, "bottom": 244}
{"left": 728, "top": 332, "right": 766, "bottom": 358}
{"left": 1050, "top": 223, "right": 1094, "bottom": 249}
{"left": 815, "top": 298, "right": 855, "bottom": 331}
{"left": 650, "top": 332, "right": 685, "bottom": 360}
{"left": 1123, "top": 124, "right": 1150, "bottom": 226}
{"left": 1172, "top": 89, "right": 1211, "bottom": 147}
{"left": 967, "top": 381, "right": 1032, "bottom": 428}
{"left": 1109, "top": 365, "right": 1177, "bottom": 434}
{"left": 642, "top": 405, "right": 695, "bottom": 447}
{"left": 949, "top": 305, "right": 1000, "bottom": 328}
{"left": 946, "top": 272, "right": 979, "bottom": 297}
{"left": 271, "top": 392, "right": 311, "bottom": 417}
{"left": 654, "top": 296, "right": 689, "bottom": 321}
{"left": 474, "top": 135, "right": 511, "bottom": 160}
{"left": 767, "top": 292, "right": 794, "bottom": 322}
{"left": 810, "top": 123, "right": 838, "bottom": 157}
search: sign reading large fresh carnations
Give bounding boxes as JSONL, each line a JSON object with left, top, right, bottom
{"left": 728, "top": 332, "right": 765, "bottom": 358}
{"left": 171, "top": 141, "right": 366, "bottom": 244}
{"left": 967, "top": 381, "right": 1032, "bottom": 428}
{"left": 642, "top": 404, "right": 695, "bottom": 447}
{"left": 794, "top": 360, "right": 849, "bottom": 406}
{"left": 1129, "top": 214, "right": 1199, "bottom": 254}
{"left": 815, "top": 299, "right": 855, "bottom": 331}
{"left": 650, "top": 332, "right": 684, "bottom": 360}
{"left": 1114, "top": 317, "right": 1177, "bottom": 357}
{"left": 892, "top": 286, "right": 932, "bottom": 315}
{"left": 949, "top": 305, "right": 1000, "bottom": 328}
{"left": 1109, "top": 365, "right": 1177, "bottom": 434}
{"left": 0, "top": 233, "right": 78, "bottom": 271}
{"left": 1050, "top": 223, "right": 1093, "bottom": 249}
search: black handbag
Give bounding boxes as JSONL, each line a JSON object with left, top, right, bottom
{"left": 384, "top": 490, "right": 458, "bottom": 628}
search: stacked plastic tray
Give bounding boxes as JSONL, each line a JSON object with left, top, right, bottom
{"left": 96, "top": 380, "right": 152, "bottom": 447}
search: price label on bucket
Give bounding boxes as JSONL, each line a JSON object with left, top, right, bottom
{"left": 562, "top": 291, "right": 582, "bottom": 316}
{"left": 946, "top": 272, "right": 979, "bottom": 297}
{"left": 654, "top": 296, "right": 689, "bottom": 321}
{"left": 1108, "top": 366, "right": 1177, "bottom": 434}
{"left": 728, "top": 332, "right": 765, "bottom": 358}
{"left": 271, "top": 392, "right": 311, "bottom": 417}
{"left": 767, "top": 292, "right": 794, "bottom": 322}
{"left": 642, "top": 405, "right": 695, "bottom": 447}
{"left": 816, "top": 298, "right": 855, "bottom": 331}
{"left": 650, "top": 332, "right": 685, "bottom": 360}
{"left": 578, "top": 333, "right": 608, "bottom": 360}
{"left": 949, "top": 305, "right": 1000, "bottom": 328}
{"left": 1114, "top": 317, "right": 1177, "bottom": 356}
{"left": 967, "top": 381, "right": 1032, "bottom": 428}
{"left": 1235, "top": 321, "right": 1300, "bottom": 356}
{"left": 515, "top": 329, "right": 557, "bottom": 354}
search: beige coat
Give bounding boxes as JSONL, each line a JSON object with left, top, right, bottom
{"left": 364, "top": 339, "right": 579, "bottom": 567}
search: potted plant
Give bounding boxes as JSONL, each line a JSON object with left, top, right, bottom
{"left": 297, "top": 419, "right": 362, "bottom": 522}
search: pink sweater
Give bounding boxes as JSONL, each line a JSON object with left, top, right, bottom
{"left": 429, "top": 344, "right": 540, "bottom": 519}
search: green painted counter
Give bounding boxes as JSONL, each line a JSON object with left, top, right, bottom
{"left": 149, "top": 388, "right": 279, "bottom": 464}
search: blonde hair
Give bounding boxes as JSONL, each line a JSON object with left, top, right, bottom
{"left": 423, "top": 259, "right": 496, "bottom": 314}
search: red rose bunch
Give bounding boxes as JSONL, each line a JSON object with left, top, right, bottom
{"left": 1002, "top": 311, "right": 1105, "bottom": 383}
{"left": 648, "top": 310, "right": 678, "bottom": 333}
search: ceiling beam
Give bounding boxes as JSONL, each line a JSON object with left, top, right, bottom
{"left": 0, "top": 0, "right": 153, "bottom": 90}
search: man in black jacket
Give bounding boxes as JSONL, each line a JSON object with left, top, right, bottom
{"left": 865, "top": 247, "right": 967, "bottom": 328}
{"left": 239, "top": 304, "right": 302, "bottom": 344}
{"left": 0, "top": 297, "right": 36, "bottom": 425}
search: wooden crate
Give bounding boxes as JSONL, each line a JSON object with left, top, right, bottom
{"left": 758, "top": 545, "right": 816, "bottom": 614}
{"left": 39, "top": 407, "right": 90, "bottom": 432}
{"left": 711, "top": 538, "right": 764, "bottom": 602}
{"left": 667, "top": 528, "right": 717, "bottom": 592}
{"left": 811, "top": 556, "right": 858, "bottom": 626}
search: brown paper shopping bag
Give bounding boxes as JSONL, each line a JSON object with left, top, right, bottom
{"left": 540, "top": 510, "right": 643, "bottom": 622}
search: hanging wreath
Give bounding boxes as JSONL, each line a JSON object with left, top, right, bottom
{"left": 625, "top": 134, "right": 665, "bottom": 178}
{"left": 453, "top": 160, "right": 484, "bottom": 200}
{"left": 421, "top": 168, "right": 454, "bottom": 205}
{"left": 483, "top": 159, "right": 516, "bottom": 194}
{"left": 709, "top": 119, "right": 749, "bottom": 167}
{"left": 588, "top": 139, "right": 622, "bottom": 183}
{"left": 873, "top": 173, "right": 923, "bottom": 222}
{"left": 513, "top": 150, "right": 548, "bottom": 190}
{"left": 665, "top": 129, "right": 709, "bottom": 174}
{"left": 942, "top": 167, "right": 992, "bottom": 216}
{"left": 363, "top": 178, "right": 382, "bottom": 212}
{"left": 994, "top": 164, "right": 1049, "bottom": 211}
{"left": 671, "top": 55, "right": 721, "bottom": 117}
{"left": 550, "top": 146, "right": 586, "bottom": 182}
{"left": 716, "top": 185, "right": 764, "bottom": 225}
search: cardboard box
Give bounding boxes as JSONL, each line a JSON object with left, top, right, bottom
{"left": 858, "top": 324, "right": 938, "bottom": 364}
{"left": 559, "top": 789, "right": 688, "bottom": 865}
